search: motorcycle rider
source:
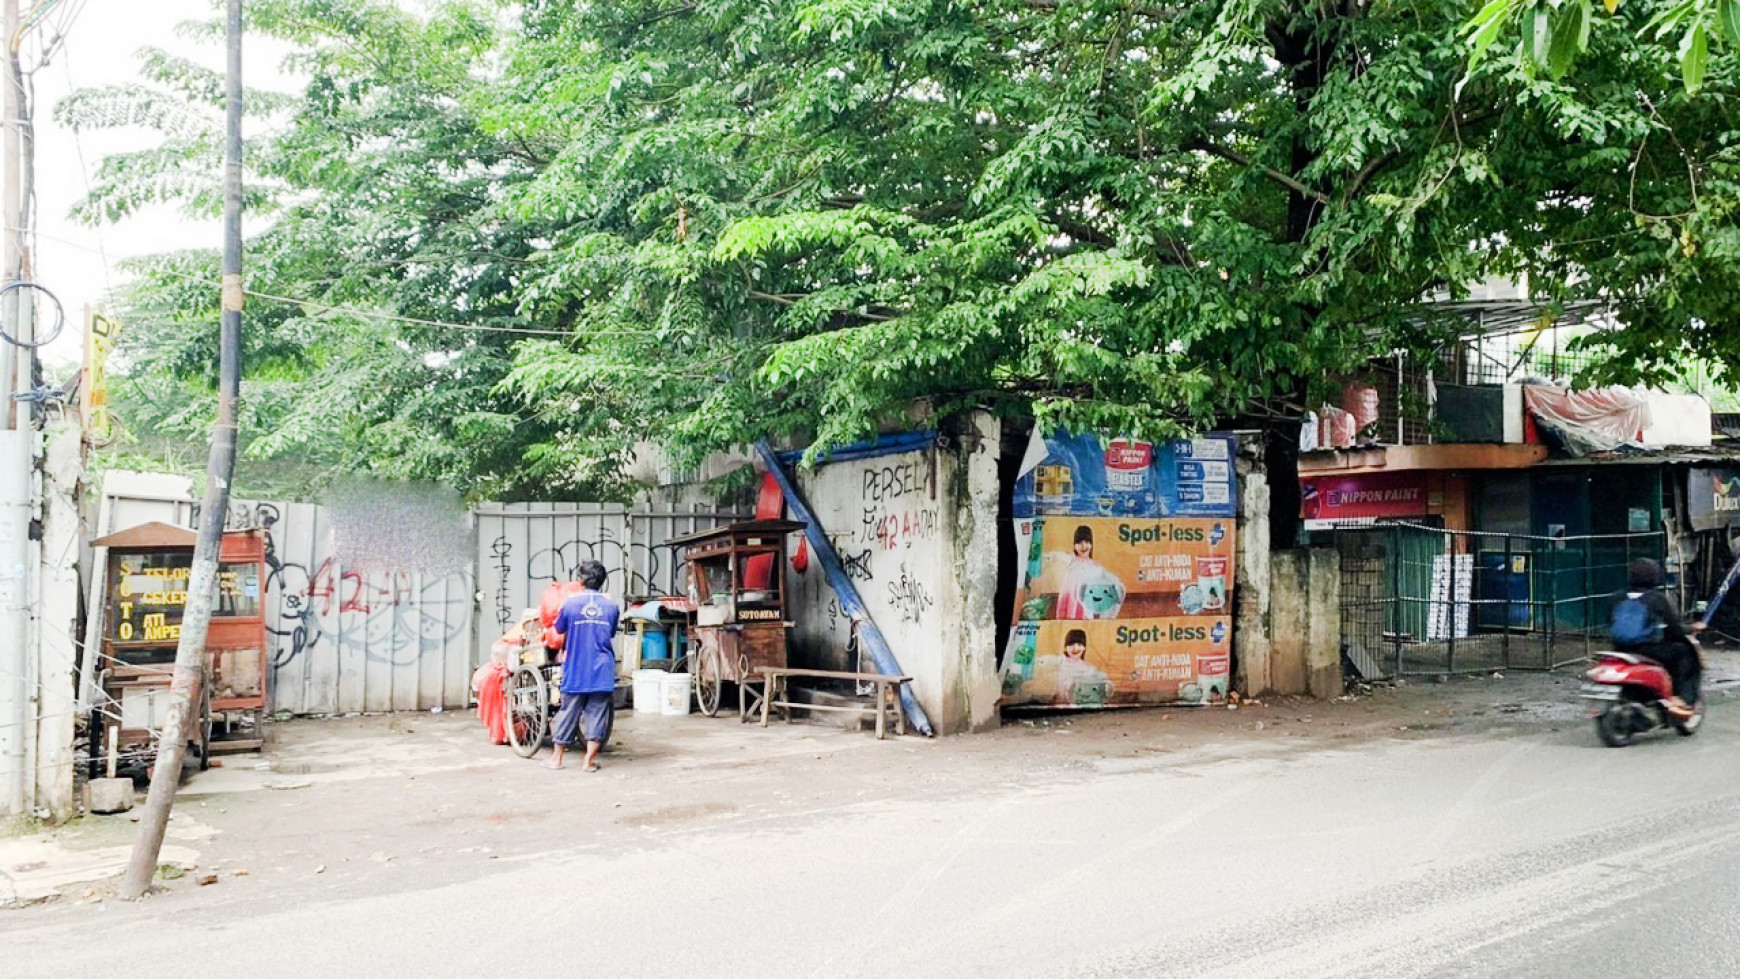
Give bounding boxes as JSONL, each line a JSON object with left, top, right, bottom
{"left": 1611, "top": 557, "right": 1703, "bottom": 717}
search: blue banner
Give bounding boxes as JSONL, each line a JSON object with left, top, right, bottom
{"left": 1014, "top": 431, "right": 1237, "bottom": 519}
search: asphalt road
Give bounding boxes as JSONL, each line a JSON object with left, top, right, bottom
{"left": 9, "top": 688, "right": 1740, "bottom": 978}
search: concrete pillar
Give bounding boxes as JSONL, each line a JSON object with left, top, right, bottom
{"left": 35, "top": 422, "right": 80, "bottom": 816}
{"left": 1305, "top": 547, "right": 1343, "bottom": 698}
{"left": 1268, "top": 551, "right": 1309, "bottom": 695}
{"left": 947, "top": 411, "right": 1001, "bottom": 733}
{"left": 1233, "top": 433, "right": 1273, "bottom": 696}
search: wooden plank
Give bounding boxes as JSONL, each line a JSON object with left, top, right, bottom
{"left": 755, "top": 667, "right": 912, "bottom": 683}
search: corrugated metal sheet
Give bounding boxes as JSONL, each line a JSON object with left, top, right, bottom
{"left": 92, "top": 489, "right": 741, "bottom": 715}
{"left": 472, "top": 503, "right": 743, "bottom": 653}
{"left": 258, "top": 502, "right": 475, "bottom": 715}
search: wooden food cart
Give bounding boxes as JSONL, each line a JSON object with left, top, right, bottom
{"left": 667, "top": 519, "right": 804, "bottom": 717}
{"left": 91, "top": 522, "right": 269, "bottom": 773}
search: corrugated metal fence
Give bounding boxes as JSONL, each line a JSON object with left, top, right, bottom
{"left": 91, "top": 484, "right": 739, "bottom": 716}
{"left": 473, "top": 503, "right": 742, "bottom": 648}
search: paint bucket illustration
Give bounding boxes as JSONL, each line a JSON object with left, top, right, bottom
{"left": 1196, "top": 654, "right": 1230, "bottom": 704}
{"left": 1103, "top": 439, "right": 1153, "bottom": 492}
{"left": 1195, "top": 557, "right": 1229, "bottom": 611}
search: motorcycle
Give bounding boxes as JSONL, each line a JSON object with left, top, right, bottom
{"left": 1579, "top": 643, "right": 1704, "bottom": 747}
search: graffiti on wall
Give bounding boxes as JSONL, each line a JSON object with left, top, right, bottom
{"left": 885, "top": 563, "right": 934, "bottom": 623}
{"left": 858, "top": 460, "right": 941, "bottom": 551}
{"left": 189, "top": 500, "right": 283, "bottom": 533}
{"left": 267, "top": 556, "right": 473, "bottom": 670}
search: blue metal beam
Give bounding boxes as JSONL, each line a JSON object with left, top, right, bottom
{"left": 755, "top": 441, "right": 935, "bottom": 736}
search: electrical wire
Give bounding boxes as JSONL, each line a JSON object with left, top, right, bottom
{"left": 18, "top": 227, "right": 653, "bottom": 339}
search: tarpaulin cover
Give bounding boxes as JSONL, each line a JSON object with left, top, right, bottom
{"left": 471, "top": 660, "right": 509, "bottom": 745}
{"left": 1523, "top": 383, "right": 1651, "bottom": 456}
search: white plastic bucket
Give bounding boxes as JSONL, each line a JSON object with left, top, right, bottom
{"left": 660, "top": 672, "right": 692, "bottom": 716}
{"left": 632, "top": 669, "right": 666, "bottom": 715}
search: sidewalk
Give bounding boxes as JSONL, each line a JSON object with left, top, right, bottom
{"left": 7, "top": 655, "right": 1735, "bottom": 913}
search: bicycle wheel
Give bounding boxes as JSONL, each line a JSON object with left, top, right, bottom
{"left": 505, "top": 665, "right": 549, "bottom": 758}
{"left": 695, "top": 646, "right": 722, "bottom": 716}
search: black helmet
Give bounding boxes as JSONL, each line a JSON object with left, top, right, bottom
{"left": 1627, "top": 558, "right": 1663, "bottom": 590}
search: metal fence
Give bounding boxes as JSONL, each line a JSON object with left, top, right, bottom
{"left": 472, "top": 502, "right": 746, "bottom": 657}
{"left": 1337, "top": 523, "right": 1667, "bottom": 678}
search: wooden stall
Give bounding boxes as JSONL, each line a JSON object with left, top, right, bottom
{"left": 91, "top": 522, "right": 269, "bottom": 771}
{"left": 667, "top": 519, "right": 805, "bottom": 717}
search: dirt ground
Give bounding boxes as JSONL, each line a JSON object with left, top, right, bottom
{"left": 5, "top": 653, "right": 1735, "bottom": 917}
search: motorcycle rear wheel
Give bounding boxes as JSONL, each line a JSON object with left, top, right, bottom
{"left": 1596, "top": 704, "right": 1637, "bottom": 748}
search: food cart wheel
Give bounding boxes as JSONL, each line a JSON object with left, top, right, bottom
{"left": 695, "top": 646, "right": 723, "bottom": 717}
{"left": 505, "top": 665, "right": 549, "bottom": 758}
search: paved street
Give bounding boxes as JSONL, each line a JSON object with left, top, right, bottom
{"left": 6, "top": 669, "right": 1740, "bottom": 978}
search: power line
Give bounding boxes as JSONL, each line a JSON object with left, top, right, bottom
{"left": 17, "top": 227, "right": 637, "bottom": 339}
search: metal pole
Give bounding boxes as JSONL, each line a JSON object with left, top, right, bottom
{"left": 1502, "top": 535, "right": 1512, "bottom": 670}
{"left": 1583, "top": 533, "right": 1593, "bottom": 661}
{"left": 1, "top": 0, "right": 29, "bottom": 819}
{"left": 122, "top": 0, "right": 243, "bottom": 896}
{"left": 1390, "top": 526, "right": 1402, "bottom": 676}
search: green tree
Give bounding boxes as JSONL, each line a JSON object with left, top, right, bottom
{"left": 79, "top": 0, "right": 1740, "bottom": 502}
{"left": 69, "top": 1, "right": 631, "bottom": 500}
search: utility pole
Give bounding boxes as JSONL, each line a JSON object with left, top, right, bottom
{"left": 1, "top": 0, "right": 33, "bottom": 820}
{"left": 122, "top": 0, "right": 244, "bottom": 896}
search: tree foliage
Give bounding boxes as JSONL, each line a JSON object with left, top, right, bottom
{"left": 77, "top": 0, "right": 1740, "bottom": 496}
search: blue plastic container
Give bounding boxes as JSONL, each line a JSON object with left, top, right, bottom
{"left": 640, "top": 628, "right": 671, "bottom": 664}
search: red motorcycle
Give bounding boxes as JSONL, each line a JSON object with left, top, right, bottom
{"left": 1580, "top": 643, "right": 1704, "bottom": 747}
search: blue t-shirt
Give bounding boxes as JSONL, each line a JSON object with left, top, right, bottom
{"left": 554, "top": 589, "right": 621, "bottom": 695}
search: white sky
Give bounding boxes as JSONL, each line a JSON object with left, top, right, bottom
{"left": 12, "top": 0, "right": 295, "bottom": 372}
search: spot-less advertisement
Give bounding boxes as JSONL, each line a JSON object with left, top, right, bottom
{"left": 1010, "top": 516, "right": 1237, "bottom": 620}
{"left": 1013, "top": 432, "right": 1237, "bottom": 519}
{"left": 999, "top": 618, "right": 1231, "bottom": 708}
{"left": 999, "top": 513, "right": 1236, "bottom": 706}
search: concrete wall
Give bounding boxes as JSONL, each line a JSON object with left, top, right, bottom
{"left": 1233, "top": 433, "right": 1272, "bottom": 699}
{"left": 1263, "top": 548, "right": 1343, "bottom": 697}
{"left": 33, "top": 423, "right": 80, "bottom": 816}
{"left": 787, "top": 414, "right": 1001, "bottom": 733}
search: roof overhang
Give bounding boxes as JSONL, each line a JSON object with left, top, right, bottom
{"left": 1299, "top": 444, "right": 1550, "bottom": 476}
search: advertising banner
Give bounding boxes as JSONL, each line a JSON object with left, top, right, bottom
{"left": 999, "top": 514, "right": 1237, "bottom": 706}
{"left": 999, "top": 617, "right": 1231, "bottom": 707}
{"left": 1010, "top": 516, "right": 1237, "bottom": 621}
{"left": 1299, "top": 471, "right": 1429, "bottom": 524}
{"left": 1002, "top": 429, "right": 1239, "bottom": 708}
{"left": 1688, "top": 468, "right": 1740, "bottom": 532}
{"left": 1014, "top": 432, "right": 1236, "bottom": 519}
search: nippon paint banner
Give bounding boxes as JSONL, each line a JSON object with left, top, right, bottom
{"left": 1299, "top": 471, "right": 1429, "bottom": 524}
{"left": 1010, "top": 516, "right": 1237, "bottom": 620}
{"left": 1013, "top": 431, "right": 1237, "bottom": 519}
{"left": 1688, "top": 468, "right": 1740, "bottom": 532}
{"left": 999, "top": 618, "right": 1231, "bottom": 707}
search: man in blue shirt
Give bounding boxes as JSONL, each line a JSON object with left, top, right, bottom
{"left": 545, "top": 559, "right": 621, "bottom": 772}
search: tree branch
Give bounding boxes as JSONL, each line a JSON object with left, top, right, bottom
{"left": 1024, "top": 0, "right": 1180, "bottom": 21}
{"left": 1191, "top": 141, "right": 1331, "bottom": 204}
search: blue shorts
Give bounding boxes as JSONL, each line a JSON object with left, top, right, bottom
{"left": 553, "top": 691, "right": 613, "bottom": 747}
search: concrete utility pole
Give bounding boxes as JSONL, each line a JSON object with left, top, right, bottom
{"left": 1, "top": 0, "right": 33, "bottom": 820}
{"left": 122, "top": 0, "right": 244, "bottom": 896}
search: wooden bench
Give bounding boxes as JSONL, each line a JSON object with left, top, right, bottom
{"left": 754, "top": 667, "right": 911, "bottom": 739}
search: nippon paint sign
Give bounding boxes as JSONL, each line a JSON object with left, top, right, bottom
{"left": 1300, "top": 472, "right": 1429, "bottom": 525}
